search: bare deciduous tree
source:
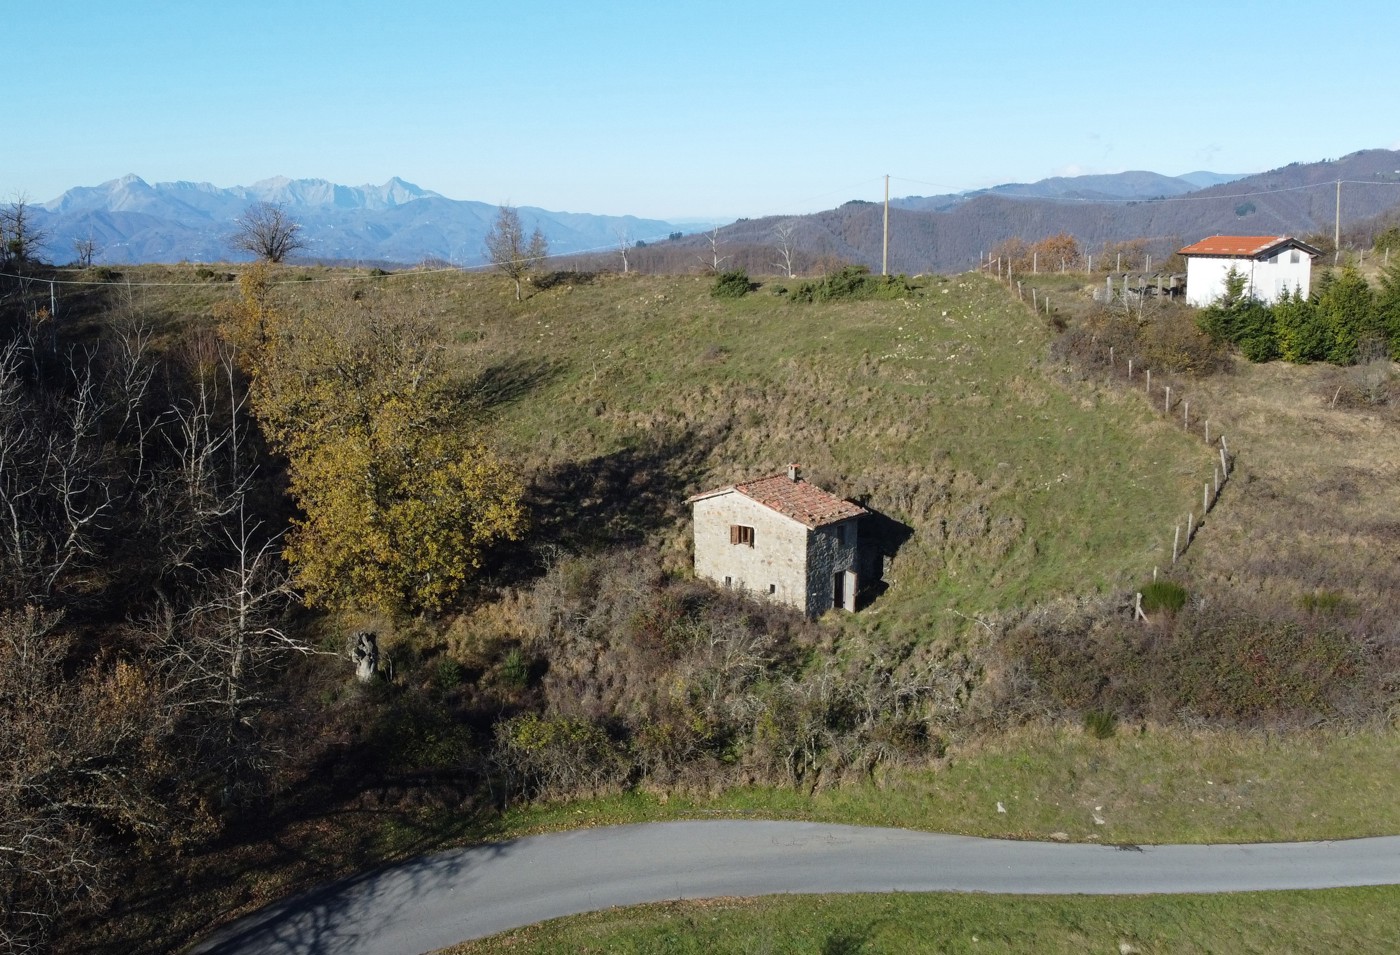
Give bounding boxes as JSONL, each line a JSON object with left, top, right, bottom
{"left": 614, "top": 225, "right": 631, "bottom": 274}
{"left": 231, "top": 201, "right": 305, "bottom": 263}
{"left": 0, "top": 340, "right": 114, "bottom": 604}
{"left": 71, "top": 234, "right": 98, "bottom": 268}
{"left": 702, "top": 228, "right": 728, "bottom": 274}
{"left": 0, "top": 195, "right": 49, "bottom": 269}
{"left": 772, "top": 220, "right": 799, "bottom": 278}
{"left": 485, "top": 205, "right": 548, "bottom": 301}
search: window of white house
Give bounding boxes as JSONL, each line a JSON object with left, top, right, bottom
{"left": 1290, "top": 250, "right": 1301, "bottom": 264}
{"left": 768, "top": 584, "right": 776, "bottom": 595}
{"left": 730, "top": 525, "right": 755, "bottom": 547}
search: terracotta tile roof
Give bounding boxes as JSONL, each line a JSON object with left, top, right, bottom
{"left": 688, "top": 470, "right": 867, "bottom": 529}
{"left": 1177, "top": 235, "right": 1317, "bottom": 258}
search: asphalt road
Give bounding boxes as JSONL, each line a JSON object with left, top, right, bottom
{"left": 189, "top": 821, "right": 1400, "bottom": 955}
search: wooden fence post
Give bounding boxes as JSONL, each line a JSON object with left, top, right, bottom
{"left": 1173, "top": 525, "right": 1181, "bottom": 563}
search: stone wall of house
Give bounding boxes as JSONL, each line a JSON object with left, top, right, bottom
{"left": 692, "top": 493, "right": 810, "bottom": 612}
{"left": 805, "top": 518, "right": 860, "bottom": 615}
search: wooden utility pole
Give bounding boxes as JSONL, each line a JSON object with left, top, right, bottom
{"left": 882, "top": 173, "right": 890, "bottom": 276}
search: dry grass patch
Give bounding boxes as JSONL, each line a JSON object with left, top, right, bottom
{"left": 1181, "top": 360, "right": 1400, "bottom": 626}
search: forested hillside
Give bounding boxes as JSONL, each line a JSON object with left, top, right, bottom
{"left": 638, "top": 149, "right": 1400, "bottom": 275}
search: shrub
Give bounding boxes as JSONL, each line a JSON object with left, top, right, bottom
{"left": 1298, "top": 590, "right": 1347, "bottom": 614}
{"left": 1083, "top": 710, "right": 1118, "bottom": 739}
{"left": 494, "top": 713, "right": 627, "bottom": 799}
{"left": 500, "top": 646, "right": 530, "bottom": 688}
{"left": 710, "top": 269, "right": 755, "bottom": 299}
{"left": 1199, "top": 298, "right": 1277, "bottom": 362}
{"left": 431, "top": 656, "right": 464, "bottom": 693}
{"left": 1274, "top": 289, "right": 1329, "bottom": 363}
{"left": 1140, "top": 580, "right": 1187, "bottom": 614}
{"left": 536, "top": 270, "right": 597, "bottom": 290}
{"left": 789, "top": 266, "right": 914, "bottom": 303}
{"left": 989, "top": 595, "right": 1377, "bottom": 728}
{"left": 1137, "top": 309, "right": 1229, "bottom": 375}
{"left": 1315, "top": 266, "right": 1378, "bottom": 365}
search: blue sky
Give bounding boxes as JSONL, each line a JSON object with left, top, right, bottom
{"left": 13, "top": 1, "right": 1400, "bottom": 220}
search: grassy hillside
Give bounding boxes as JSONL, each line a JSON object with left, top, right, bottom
{"left": 31, "top": 263, "right": 1397, "bottom": 955}
{"left": 304, "top": 269, "right": 1207, "bottom": 638}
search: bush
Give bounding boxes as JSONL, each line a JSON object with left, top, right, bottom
{"left": 1137, "top": 309, "right": 1229, "bottom": 375}
{"left": 500, "top": 646, "right": 530, "bottom": 688}
{"left": 790, "top": 266, "right": 914, "bottom": 303}
{"left": 1298, "top": 590, "right": 1347, "bottom": 614}
{"left": 1140, "top": 580, "right": 1187, "bottom": 614}
{"left": 710, "top": 269, "right": 755, "bottom": 299}
{"left": 536, "top": 270, "right": 597, "bottom": 290}
{"left": 1199, "top": 298, "right": 1277, "bottom": 362}
{"left": 510, "top": 548, "right": 944, "bottom": 795}
{"left": 988, "top": 594, "right": 1378, "bottom": 727}
{"left": 1083, "top": 710, "right": 1117, "bottom": 739}
{"left": 494, "top": 713, "right": 627, "bottom": 799}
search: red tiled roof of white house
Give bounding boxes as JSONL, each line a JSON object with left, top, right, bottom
{"left": 1177, "top": 235, "right": 1319, "bottom": 258}
{"left": 687, "top": 465, "right": 867, "bottom": 529}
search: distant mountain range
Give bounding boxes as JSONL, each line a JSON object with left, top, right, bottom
{"left": 708, "top": 149, "right": 1400, "bottom": 274}
{"left": 23, "top": 150, "right": 1400, "bottom": 271}
{"left": 30, "top": 175, "right": 704, "bottom": 266}
{"left": 892, "top": 169, "right": 1246, "bottom": 211}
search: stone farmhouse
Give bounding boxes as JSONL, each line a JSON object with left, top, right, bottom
{"left": 687, "top": 466, "right": 867, "bottom": 618}
{"left": 1178, "top": 235, "right": 1322, "bottom": 307}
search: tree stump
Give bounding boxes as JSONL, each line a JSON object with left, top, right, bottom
{"left": 351, "top": 630, "right": 379, "bottom": 684}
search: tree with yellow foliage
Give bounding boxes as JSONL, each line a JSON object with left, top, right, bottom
{"left": 218, "top": 270, "right": 525, "bottom": 615}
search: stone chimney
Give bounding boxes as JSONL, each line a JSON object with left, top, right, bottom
{"left": 787, "top": 463, "right": 801, "bottom": 482}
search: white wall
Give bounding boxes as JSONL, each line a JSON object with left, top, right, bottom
{"left": 1185, "top": 249, "right": 1313, "bottom": 307}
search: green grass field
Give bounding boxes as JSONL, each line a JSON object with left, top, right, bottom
{"left": 355, "top": 269, "right": 1208, "bottom": 638}
{"left": 496, "top": 724, "right": 1400, "bottom": 845}
{"left": 73, "top": 265, "right": 1209, "bottom": 633}
{"left": 442, "top": 886, "right": 1400, "bottom": 954}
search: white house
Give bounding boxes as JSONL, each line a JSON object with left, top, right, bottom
{"left": 687, "top": 466, "right": 867, "bottom": 618}
{"left": 1179, "top": 235, "right": 1322, "bottom": 307}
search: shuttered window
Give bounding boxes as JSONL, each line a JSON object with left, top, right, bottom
{"left": 730, "top": 524, "right": 755, "bottom": 547}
